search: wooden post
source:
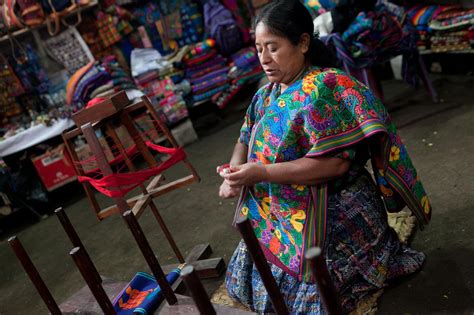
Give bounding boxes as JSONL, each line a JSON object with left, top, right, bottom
{"left": 81, "top": 123, "right": 130, "bottom": 213}
{"left": 8, "top": 236, "right": 61, "bottom": 315}
{"left": 62, "top": 131, "right": 102, "bottom": 218}
{"left": 235, "top": 217, "right": 289, "bottom": 315}
{"left": 122, "top": 210, "right": 177, "bottom": 305}
{"left": 180, "top": 265, "right": 216, "bottom": 315}
{"left": 305, "top": 247, "right": 343, "bottom": 315}
{"left": 70, "top": 247, "right": 116, "bottom": 314}
{"left": 54, "top": 207, "right": 102, "bottom": 285}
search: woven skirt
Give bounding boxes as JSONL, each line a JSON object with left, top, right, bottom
{"left": 225, "top": 172, "right": 425, "bottom": 314}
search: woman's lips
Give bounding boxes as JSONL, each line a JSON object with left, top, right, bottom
{"left": 265, "top": 69, "right": 276, "bottom": 75}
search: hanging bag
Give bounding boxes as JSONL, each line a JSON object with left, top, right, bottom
{"left": 16, "top": 0, "right": 44, "bottom": 27}
{"left": 204, "top": 0, "right": 243, "bottom": 56}
{"left": 41, "top": 0, "right": 78, "bottom": 35}
{"left": 2, "top": 0, "right": 24, "bottom": 30}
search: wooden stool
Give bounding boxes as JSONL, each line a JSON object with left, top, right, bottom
{"left": 235, "top": 217, "right": 343, "bottom": 315}
{"left": 62, "top": 91, "right": 224, "bottom": 279}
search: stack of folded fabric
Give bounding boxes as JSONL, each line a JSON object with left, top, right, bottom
{"left": 140, "top": 77, "right": 189, "bottom": 125}
{"left": 67, "top": 56, "right": 137, "bottom": 108}
{"left": 429, "top": 8, "right": 474, "bottom": 53}
{"left": 131, "top": 48, "right": 189, "bottom": 125}
{"left": 183, "top": 39, "right": 230, "bottom": 104}
{"left": 212, "top": 47, "right": 264, "bottom": 109}
{"left": 406, "top": 4, "right": 460, "bottom": 51}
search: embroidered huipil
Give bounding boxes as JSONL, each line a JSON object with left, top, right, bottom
{"left": 236, "top": 67, "right": 431, "bottom": 282}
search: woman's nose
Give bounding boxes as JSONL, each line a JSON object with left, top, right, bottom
{"left": 259, "top": 50, "right": 271, "bottom": 65}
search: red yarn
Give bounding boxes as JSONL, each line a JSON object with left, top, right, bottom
{"left": 86, "top": 97, "right": 108, "bottom": 108}
{"left": 77, "top": 142, "right": 186, "bottom": 198}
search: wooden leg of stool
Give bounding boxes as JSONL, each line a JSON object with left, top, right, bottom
{"left": 305, "top": 247, "right": 343, "bottom": 315}
{"left": 417, "top": 54, "right": 438, "bottom": 103}
{"left": 70, "top": 247, "right": 116, "bottom": 315}
{"left": 180, "top": 265, "right": 216, "bottom": 315}
{"left": 148, "top": 202, "right": 185, "bottom": 263}
{"left": 55, "top": 207, "right": 102, "bottom": 285}
{"left": 122, "top": 210, "right": 178, "bottom": 305}
{"left": 235, "top": 217, "right": 289, "bottom": 315}
{"left": 8, "top": 236, "right": 61, "bottom": 315}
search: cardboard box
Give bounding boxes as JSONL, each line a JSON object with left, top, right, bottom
{"left": 75, "top": 137, "right": 114, "bottom": 174}
{"left": 31, "top": 144, "right": 77, "bottom": 191}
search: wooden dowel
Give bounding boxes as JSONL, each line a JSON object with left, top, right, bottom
{"left": 62, "top": 133, "right": 102, "bottom": 217}
{"left": 81, "top": 123, "right": 130, "bottom": 213}
{"left": 148, "top": 205, "right": 185, "bottom": 263}
{"left": 180, "top": 265, "right": 216, "bottom": 315}
{"left": 305, "top": 247, "right": 343, "bottom": 315}
{"left": 8, "top": 236, "right": 61, "bottom": 315}
{"left": 54, "top": 207, "right": 102, "bottom": 284}
{"left": 122, "top": 210, "right": 177, "bottom": 305}
{"left": 70, "top": 247, "right": 116, "bottom": 315}
{"left": 235, "top": 217, "right": 289, "bottom": 315}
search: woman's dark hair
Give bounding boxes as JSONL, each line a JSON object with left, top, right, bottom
{"left": 255, "top": 0, "right": 338, "bottom": 68}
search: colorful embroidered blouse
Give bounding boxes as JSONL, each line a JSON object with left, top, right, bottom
{"left": 236, "top": 67, "right": 432, "bottom": 282}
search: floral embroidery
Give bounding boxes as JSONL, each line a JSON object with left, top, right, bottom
{"left": 237, "top": 66, "right": 432, "bottom": 277}
{"left": 389, "top": 146, "right": 400, "bottom": 161}
{"left": 290, "top": 210, "right": 306, "bottom": 232}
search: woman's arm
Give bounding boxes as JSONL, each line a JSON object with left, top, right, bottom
{"left": 224, "top": 156, "right": 350, "bottom": 187}
{"left": 229, "top": 142, "right": 248, "bottom": 166}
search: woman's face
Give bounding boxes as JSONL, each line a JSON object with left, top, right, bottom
{"left": 255, "top": 22, "right": 309, "bottom": 85}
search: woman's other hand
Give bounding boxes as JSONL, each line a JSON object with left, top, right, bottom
{"left": 224, "top": 163, "right": 267, "bottom": 187}
{"left": 219, "top": 180, "right": 242, "bottom": 199}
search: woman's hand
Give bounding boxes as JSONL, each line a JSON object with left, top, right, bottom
{"left": 223, "top": 163, "right": 267, "bottom": 188}
{"left": 219, "top": 180, "right": 242, "bottom": 199}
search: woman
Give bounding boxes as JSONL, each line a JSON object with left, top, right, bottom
{"left": 218, "top": 1, "right": 432, "bottom": 314}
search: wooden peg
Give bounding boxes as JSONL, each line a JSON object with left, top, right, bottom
{"left": 8, "top": 236, "right": 61, "bottom": 315}
{"left": 54, "top": 207, "right": 102, "bottom": 285}
{"left": 181, "top": 265, "right": 216, "bottom": 315}
{"left": 70, "top": 247, "right": 116, "bottom": 315}
{"left": 122, "top": 210, "right": 177, "bottom": 305}
{"left": 235, "top": 217, "right": 289, "bottom": 315}
{"left": 305, "top": 247, "right": 343, "bottom": 315}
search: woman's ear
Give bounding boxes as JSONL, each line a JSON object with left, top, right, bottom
{"left": 299, "top": 33, "right": 310, "bottom": 54}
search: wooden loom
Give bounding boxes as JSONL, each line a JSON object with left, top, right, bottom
{"left": 62, "top": 91, "right": 224, "bottom": 280}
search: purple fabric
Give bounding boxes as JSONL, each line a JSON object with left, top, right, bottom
{"left": 189, "top": 67, "right": 229, "bottom": 85}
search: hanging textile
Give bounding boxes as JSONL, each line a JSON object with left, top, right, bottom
{"left": 44, "top": 26, "right": 94, "bottom": 75}
{"left": 10, "top": 44, "right": 50, "bottom": 94}
{"left": 96, "top": 12, "right": 122, "bottom": 48}
{"left": 0, "top": 56, "right": 25, "bottom": 117}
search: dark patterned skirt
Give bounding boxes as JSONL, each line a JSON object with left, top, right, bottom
{"left": 226, "top": 171, "right": 425, "bottom": 314}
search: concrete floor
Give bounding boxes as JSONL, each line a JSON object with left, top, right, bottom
{"left": 0, "top": 75, "right": 473, "bottom": 314}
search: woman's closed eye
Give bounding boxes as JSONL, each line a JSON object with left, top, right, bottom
{"left": 268, "top": 45, "right": 278, "bottom": 53}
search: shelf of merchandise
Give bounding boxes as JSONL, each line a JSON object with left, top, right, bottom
{"left": 419, "top": 48, "right": 474, "bottom": 54}
{"left": 0, "top": 0, "right": 98, "bottom": 43}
